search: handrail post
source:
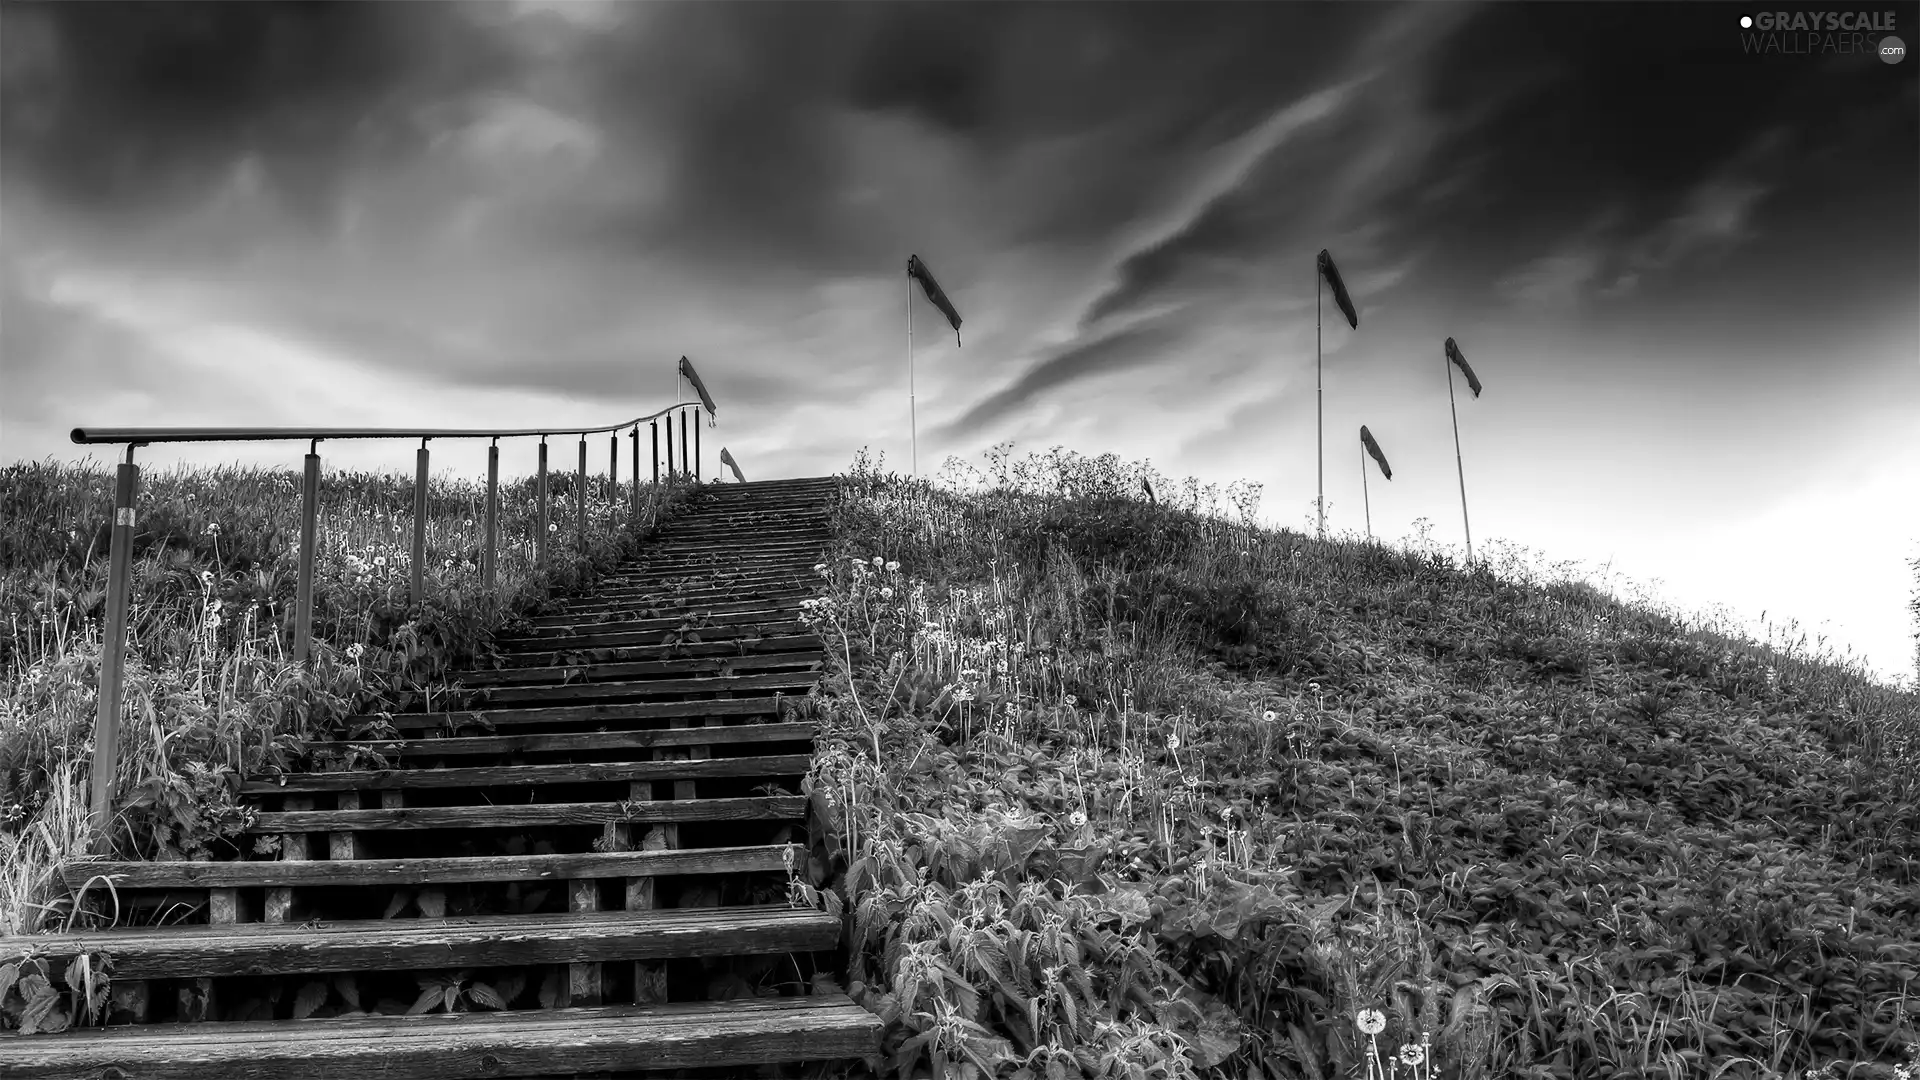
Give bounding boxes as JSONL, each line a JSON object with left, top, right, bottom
{"left": 484, "top": 440, "right": 499, "bottom": 591}
{"left": 630, "top": 426, "right": 641, "bottom": 524}
{"left": 294, "top": 444, "right": 320, "bottom": 665}
{"left": 651, "top": 422, "right": 659, "bottom": 486}
{"left": 679, "top": 408, "right": 690, "bottom": 484}
{"left": 88, "top": 449, "right": 140, "bottom": 853}
{"left": 693, "top": 408, "right": 702, "bottom": 484}
{"left": 575, "top": 437, "right": 587, "bottom": 552}
{"left": 664, "top": 412, "right": 675, "bottom": 485}
{"left": 536, "top": 440, "right": 549, "bottom": 569}
{"left": 411, "top": 440, "right": 429, "bottom": 606}
{"left": 608, "top": 435, "right": 618, "bottom": 526}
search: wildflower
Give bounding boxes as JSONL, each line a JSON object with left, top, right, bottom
{"left": 871, "top": 556, "right": 884, "bottom": 567}
{"left": 814, "top": 563, "right": 828, "bottom": 574}
{"left": 1166, "top": 734, "right": 1180, "bottom": 751}
{"left": 1262, "top": 710, "right": 1277, "bottom": 723}
{"left": 346, "top": 643, "right": 366, "bottom": 661}
{"left": 548, "top": 523, "right": 558, "bottom": 533}
{"left": 205, "top": 614, "right": 222, "bottom": 631}
{"left": 885, "top": 560, "right": 899, "bottom": 573}
{"left": 1398, "top": 1044, "right": 1426, "bottom": 1066}
{"left": 464, "top": 519, "right": 474, "bottom": 528}
{"left": 1356, "top": 1009, "right": 1386, "bottom": 1036}
{"left": 207, "top": 522, "right": 221, "bottom": 536}
{"left": 199, "top": 570, "right": 214, "bottom": 586}
{"left": 1308, "top": 682, "right": 1321, "bottom": 694}
{"left": 1064, "top": 694, "right": 1076, "bottom": 707}
{"left": 1068, "top": 810, "right": 1088, "bottom": 828}
{"left": 373, "top": 556, "right": 386, "bottom": 567}
{"left": 880, "top": 587, "right": 894, "bottom": 600}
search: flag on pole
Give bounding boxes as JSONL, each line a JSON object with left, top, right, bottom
{"left": 1318, "top": 249, "right": 1358, "bottom": 330}
{"left": 908, "top": 254, "right": 963, "bottom": 346}
{"left": 679, "top": 355, "right": 718, "bottom": 415}
{"left": 1445, "top": 337, "right": 1482, "bottom": 398}
{"left": 719, "top": 447, "right": 744, "bottom": 483}
{"left": 1360, "top": 425, "right": 1392, "bottom": 480}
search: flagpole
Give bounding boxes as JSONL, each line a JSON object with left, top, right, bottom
{"left": 1316, "top": 260, "right": 1324, "bottom": 540}
{"left": 1360, "top": 436, "right": 1371, "bottom": 542}
{"left": 907, "top": 264, "right": 917, "bottom": 480}
{"left": 1446, "top": 346, "right": 1473, "bottom": 565}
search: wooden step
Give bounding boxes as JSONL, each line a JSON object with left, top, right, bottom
{"left": 363, "top": 694, "right": 782, "bottom": 734}
{"left": 62, "top": 844, "right": 798, "bottom": 891}
{"left": 245, "top": 753, "right": 812, "bottom": 795}
{"left": 10, "top": 907, "right": 837, "bottom": 981}
{"left": 523, "top": 597, "right": 810, "bottom": 628}
{"left": 456, "top": 642, "right": 821, "bottom": 684}
{"left": 307, "top": 721, "right": 817, "bottom": 761}
{"left": 245, "top": 795, "right": 806, "bottom": 832}
{"left": 560, "top": 584, "right": 813, "bottom": 610}
{"left": 470, "top": 671, "right": 818, "bottom": 706}
{"left": 503, "top": 603, "right": 805, "bottom": 639}
{"left": 494, "top": 619, "right": 809, "bottom": 653}
{"left": 1, "top": 995, "right": 881, "bottom": 1080}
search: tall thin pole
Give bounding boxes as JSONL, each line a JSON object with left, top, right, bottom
{"left": 88, "top": 453, "right": 139, "bottom": 851}
{"left": 907, "top": 266, "right": 917, "bottom": 479}
{"left": 1360, "top": 438, "right": 1371, "bottom": 542}
{"left": 295, "top": 446, "right": 319, "bottom": 663}
{"left": 411, "top": 442, "right": 429, "bottom": 605}
{"left": 1316, "top": 263, "right": 1324, "bottom": 540}
{"left": 484, "top": 441, "right": 499, "bottom": 590}
{"left": 1447, "top": 349, "right": 1474, "bottom": 565}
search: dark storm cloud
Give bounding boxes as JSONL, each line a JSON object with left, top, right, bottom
{"left": 0, "top": 1, "right": 516, "bottom": 228}
{"left": 937, "top": 316, "right": 1191, "bottom": 437}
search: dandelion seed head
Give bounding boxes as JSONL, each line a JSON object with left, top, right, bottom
{"left": 1262, "top": 710, "right": 1277, "bottom": 723}
{"left": 1356, "top": 1009, "right": 1386, "bottom": 1035}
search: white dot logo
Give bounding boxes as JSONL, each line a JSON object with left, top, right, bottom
{"left": 1881, "top": 35, "right": 1907, "bottom": 63}
{"left": 1740, "top": 15, "right": 1753, "bottom": 28}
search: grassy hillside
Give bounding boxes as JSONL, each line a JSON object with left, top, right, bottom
{"left": 0, "top": 458, "right": 689, "bottom": 939}
{"left": 2, "top": 448, "right": 1916, "bottom": 1080}
{"left": 794, "top": 447, "right": 1918, "bottom": 1080}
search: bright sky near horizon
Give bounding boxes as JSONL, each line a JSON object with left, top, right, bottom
{"left": 2, "top": 1, "right": 1917, "bottom": 686}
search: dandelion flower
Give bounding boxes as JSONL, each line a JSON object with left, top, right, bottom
{"left": 1068, "top": 810, "right": 1088, "bottom": 828}
{"left": 872, "top": 556, "right": 884, "bottom": 567}
{"left": 1398, "top": 1044, "right": 1426, "bottom": 1066}
{"left": 1064, "top": 694, "right": 1077, "bottom": 707}
{"left": 1308, "top": 682, "right": 1321, "bottom": 693}
{"left": 1262, "top": 710, "right": 1277, "bottom": 723}
{"left": 885, "top": 560, "right": 899, "bottom": 573}
{"left": 548, "top": 523, "right": 558, "bottom": 533}
{"left": 1355, "top": 1009, "right": 1386, "bottom": 1036}
{"left": 346, "top": 643, "right": 366, "bottom": 661}
{"left": 207, "top": 522, "right": 222, "bottom": 536}
{"left": 880, "top": 587, "right": 894, "bottom": 600}
{"left": 1166, "top": 734, "right": 1180, "bottom": 751}
{"left": 373, "top": 556, "right": 387, "bottom": 567}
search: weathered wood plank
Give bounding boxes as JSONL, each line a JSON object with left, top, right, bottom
{"left": 363, "top": 694, "right": 779, "bottom": 734}
{"left": 329, "top": 790, "right": 361, "bottom": 861}
{"left": 263, "top": 795, "right": 312, "bottom": 924}
{"left": 242, "top": 754, "right": 812, "bottom": 795}
{"left": 244, "top": 795, "right": 806, "bottom": 832}
{"left": 494, "top": 619, "right": 809, "bottom": 653}
{"left": 507, "top": 605, "right": 809, "bottom": 642}
{"left": 13, "top": 907, "right": 840, "bottom": 980}
{"left": 0, "top": 996, "right": 883, "bottom": 1080}
{"left": 462, "top": 635, "right": 823, "bottom": 681}
{"left": 456, "top": 648, "right": 820, "bottom": 687}
{"left": 59, "top": 844, "right": 795, "bottom": 890}
{"left": 303, "top": 720, "right": 816, "bottom": 760}
{"left": 473, "top": 670, "right": 817, "bottom": 705}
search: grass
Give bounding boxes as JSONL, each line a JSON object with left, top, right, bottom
{"left": 789, "top": 444, "right": 1918, "bottom": 1080}
{"left": 2, "top": 444, "right": 1917, "bottom": 1080}
{"left": 0, "top": 456, "right": 693, "bottom": 945}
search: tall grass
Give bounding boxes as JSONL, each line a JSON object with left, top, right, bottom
{"left": 0, "top": 458, "right": 688, "bottom": 938}
{"left": 795, "top": 444, "right": 1919, "bottom": 1080}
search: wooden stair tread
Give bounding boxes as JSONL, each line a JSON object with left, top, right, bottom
{"left": 245, "top": 795, "right": 805, "bottom": 832}
{"left": 61, "top": 844, "right": 798, "bottom": 889}
{"left": 469, "top": 671, "right": 818, "bottom": 705}
{"left": 6, "top": 906, "right": 837, "bottom": 980}
{"left": 304, "top": 721, "right": 817, "bottom": 759}
{"left": 244, "top": 753, "right": 811, "bottom": 794}
{"left": 0, "top": 996, "right": 881, "bottom": 1079}
{"left": 359, "top": 694, "right": 784, "bottom": 733}
{"left": 490, "top": 622, "right": 808, "bottom": 653}
{"left": 455, "top": 643, "right": 822, "bottom": 684}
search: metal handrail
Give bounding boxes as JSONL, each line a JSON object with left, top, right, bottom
{"left": 69, "top": 402, "right": 697, "bottom": 447}
{"left": 71, "top": 368, "right": 733, "bottom": 851}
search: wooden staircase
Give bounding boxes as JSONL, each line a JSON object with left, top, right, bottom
{"left": 1, "top": 477, "right": 878, "bottom": 1080}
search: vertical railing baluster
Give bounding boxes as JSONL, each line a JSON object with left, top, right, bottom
{"left": 294, "top": 443, "right": 320, "bottom": 664}
{"left": 665, "top": 412, "right": 675, "bottom": 484}
{"left": 484, "top": 440, "right": 499, "bottom": 591}
{"left": 679, "top": 408, "right": 689, "bottom": 484}
{"left": 537, "top": 439, "right": 549, "bottom": 568}
{"left": 651, "top": 422, "right": 659, "bottom": 486}
{"left": 608, "top": 435, "right": 618, "bottom": 526}
{"left": 575, "top": 437, "right": 587, "bottom": 551}
{"left": 88, "top": 448, "right": 140, "bottom": 852}
{"left": 630, "top": 425, "right": 641, "bottom": 524}
{"left": 411, "top": 441, "right": 429, "bottom": 606}
{"left": 693, "top": 408, "right": 701, "bottom": 484}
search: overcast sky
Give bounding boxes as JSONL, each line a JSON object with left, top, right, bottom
{"left": 2, "top": 1, "right": 1916, "bottom": 684}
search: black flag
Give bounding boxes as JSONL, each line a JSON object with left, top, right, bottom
{"left": 1360, "top": 426, "right": 1392, "bottom": 480}
{"left": 908, "top": 254, "right": 963, "bottom": 346}
{"left": 1318, "top": 249, "right": 1358, "bottom": 330}
{"left": 1445, "top": 337, "right": 1482, "bottom": 398}
{"left": 679, "top": 356, "right": 717, "bottom": 415}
